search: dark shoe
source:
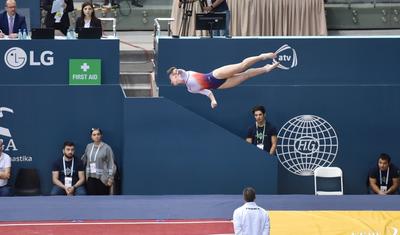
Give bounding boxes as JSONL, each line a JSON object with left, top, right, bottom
{"left": 131, "top": 0, "right": 143, "bottom": 7}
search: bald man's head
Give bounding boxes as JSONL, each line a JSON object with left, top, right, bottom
{"left": 5, "top": 0, "right": 17, "bottom": 16}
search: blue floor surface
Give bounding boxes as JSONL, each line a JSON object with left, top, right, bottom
{"left": 1, "top": 195, "right": 399, "bottom": 222}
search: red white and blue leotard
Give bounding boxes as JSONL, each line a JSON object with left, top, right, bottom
{"left": 178, "top": 69, "right": 226, "bottom": 96}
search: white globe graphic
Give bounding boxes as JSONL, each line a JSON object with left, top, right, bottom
{"left": 276, "top": 115, "right": 339, "bottom": 176}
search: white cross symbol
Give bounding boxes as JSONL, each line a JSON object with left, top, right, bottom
{"left": 80, "top": 63, "right": 90, "bottom": 72}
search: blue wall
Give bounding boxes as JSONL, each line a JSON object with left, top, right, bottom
{"left": 0, "top": 40, "right": 121, "bottom": 194}
{"left": 1, "top": 86, "right": 124, "bottom": 195}
{"left": 0, "top": 40, "right": 119, "bottom": 85}
{"left": 156, "top": 37, "right": 400, "bottom": 194}
{"left": 121, "top": 98, "right": 278, "bottom": 194}
{"left": 2, "top": 37, "right": 400, "bottom": 195}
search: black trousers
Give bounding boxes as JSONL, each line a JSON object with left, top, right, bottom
{"left": 86, "top": 177, "right": 110, "bottom": 195}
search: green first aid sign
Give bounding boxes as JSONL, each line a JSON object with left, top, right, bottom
{"left": 69, "top": 59, "right": 101, "bottom": 85}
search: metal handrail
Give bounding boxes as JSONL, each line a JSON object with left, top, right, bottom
{"left": 99, "top": 17, "right": 117, "bottom": 38}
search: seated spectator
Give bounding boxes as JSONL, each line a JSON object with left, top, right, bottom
{"left": 0, "top": 0, "right": 27, "bottom": 38}
{"left": 0, "top": 140, "right": 11, "bottom": 196}
{"left": 368, "top": 153, "right": 399, "bottom": 195}
{"left": 75, "top": 2, "right": 102, "bottom": 34}
{"left": 246, "top": 105, "right": 277, "bottom": 156}
{"left": 51, "top": 141, "right": 86, "bottom": 196}
{"left": 233, "top": 187, "right": 270, "bottom": 235}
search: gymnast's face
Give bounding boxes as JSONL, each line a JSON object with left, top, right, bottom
{"left": 169, "top": 69, "right": 181, "bottom": 86}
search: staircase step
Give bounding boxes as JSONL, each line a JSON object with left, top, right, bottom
{"left": 120, "top": 50, "right": 154, "bottom": 62}
{"left": 120, "top": 61, "right": 153, "bottom": 73}
{"left": 123, "top": 88, "right": 152, "bottom": 97}
{"left": 120, "top": 72, "right": 152, "bottom": 84}
{"left": 121, "top": 83, "right": 151, "bottom": 89}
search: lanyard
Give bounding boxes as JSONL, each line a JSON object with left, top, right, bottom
{"left": 256, "top": 122, "right": 266, "bottom": 144}
{"left": 63, "top": 157, "right": 74, "bottom": 177}
{"left": 89, "top": 143, "right": 101, "bottom": 162}
{"left": 379, "top": 168, "right": 389, "bottom": 186}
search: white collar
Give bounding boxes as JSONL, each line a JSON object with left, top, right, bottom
{"left": 244, "top": 202, "right": 257, "bottom": 206}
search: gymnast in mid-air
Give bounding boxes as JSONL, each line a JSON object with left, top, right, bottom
{"left": 167, "top": 52, "right": 279, "bottom": 109}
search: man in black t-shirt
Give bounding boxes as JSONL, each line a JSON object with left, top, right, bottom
{"left": 368, "top": 153, "right": 399, "bottom": 195}
{"left": 246, "top": 105, "right": 277, "bottom": 156}
{"left": 50, "top": 141, "right": 86, "bottom": 196}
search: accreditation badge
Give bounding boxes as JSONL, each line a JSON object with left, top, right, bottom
{"left": 64, "top": 177, "right": 72, "bottom": 188}
{"left": 380, "top": 186, "right": 388, "bottom": 192}
{"left": 90, "top": 162, "right": 97, "bottom": 173}
{"left": 257, "top": 144, "right": 264, "bottom": 150}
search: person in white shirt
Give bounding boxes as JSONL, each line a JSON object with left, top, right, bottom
{"left": 0, "top": 139, "right": 12, "bottom": 196}
{"left": 233, "top": 187, "right": 270, "bottom": 235}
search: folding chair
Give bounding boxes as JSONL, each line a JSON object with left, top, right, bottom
{"left": 314, "top": 166, "right": 343, "bottom": 195}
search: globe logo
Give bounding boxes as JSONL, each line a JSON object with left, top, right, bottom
{"left": 276, "top": 115, "right": 339, "bottom": 176}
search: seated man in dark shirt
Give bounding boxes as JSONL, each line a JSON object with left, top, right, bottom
{"left": 368, "top": 153, "right": 400, "bottom": 195}
{"left": 51, "top": 141, "right": 86, "bottom": 196}
{"left": 246, "top": 105, "right": 277, "bottom": 156}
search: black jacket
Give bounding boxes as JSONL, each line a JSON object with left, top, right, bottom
{"left": 75, "top": 17, "right": 102, "bottom": 33}
{"left": 43, "top": 0, "right": 74, "bottom": 35}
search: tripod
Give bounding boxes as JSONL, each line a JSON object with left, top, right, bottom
{"left": 178, "top": 0, "right": 195, "bottom": 36}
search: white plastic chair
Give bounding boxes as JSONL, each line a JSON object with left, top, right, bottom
{"left": 314, "top": 167, "right": 343, "bottom": 195}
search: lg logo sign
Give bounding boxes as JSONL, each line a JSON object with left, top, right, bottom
{"left": 4, "top": 47, "right": 54, "bottom": 70}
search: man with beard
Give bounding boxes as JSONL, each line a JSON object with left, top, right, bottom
{"left": 369, "top": 153, "right": 399, "bottom": 195}
{"left": 51, "top": 141, "right": 86, "bottom": 195}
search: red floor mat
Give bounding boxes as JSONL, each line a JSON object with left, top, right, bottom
{"left": 0, "top": 219, "right": 234, "bottom": 235}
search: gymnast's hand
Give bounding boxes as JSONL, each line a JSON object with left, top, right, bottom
{"left": 211, "top": 100, "right": 218, "bottom": 109}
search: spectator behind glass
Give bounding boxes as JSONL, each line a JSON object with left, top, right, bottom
{"left": 0, "top": 139, "right": 11, "bottom": 196}
{"left": 82, "top": 128, "right": 116, "bottom": 195}
{"left": 75, "top": 1, "right": 102, "bottom": 34}
{"left": 368, "top": 153, "right": 400, "bottom": 195}
{"left": 0, "top": 0, "right": 27, "bottom": 38}
{"left": 43, "top": 0, "right": 74, "bottom": 36}
{"left": 50, "top": 141, "right": 86, "bottom": 196}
